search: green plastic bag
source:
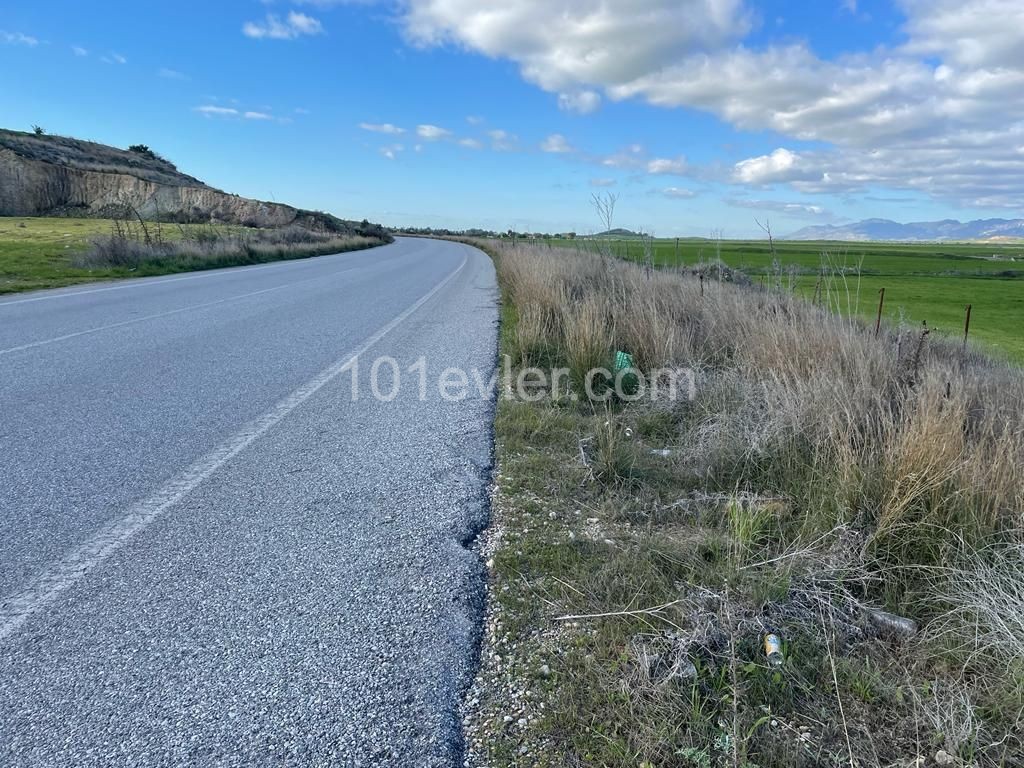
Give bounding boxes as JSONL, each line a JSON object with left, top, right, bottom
{"left": 614, "top": 350, "right": 639, "bottom": 395}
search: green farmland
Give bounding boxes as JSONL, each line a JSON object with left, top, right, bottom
{"left": 549, "top": 237, "right": 1024, "bottom": 362}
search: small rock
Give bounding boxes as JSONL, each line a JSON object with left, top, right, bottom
{"left": 539, "top": 664, "right": 551, "bottom": 678}
{"left": 935, "top": 750, "right": 955, "bottom": 766}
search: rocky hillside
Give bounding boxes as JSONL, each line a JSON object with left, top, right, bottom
{"left": 0, "top": 129, "right": 381, "bottom": 236}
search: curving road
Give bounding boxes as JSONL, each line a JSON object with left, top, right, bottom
{"left": 0, "top": 238, "right": 498, "bottom": 766}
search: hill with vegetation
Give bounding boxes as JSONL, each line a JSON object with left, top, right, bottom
{"left": 0, "top": 128, "right": 383, "bottom": 237}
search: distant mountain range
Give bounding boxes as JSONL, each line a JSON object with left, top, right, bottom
{"left": 786, "top": 218, "right": 1024, "bottom": 242}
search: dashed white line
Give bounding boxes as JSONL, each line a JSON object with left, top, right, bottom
{"left": 0, "top": 253, "right": 467, "bottom": 642}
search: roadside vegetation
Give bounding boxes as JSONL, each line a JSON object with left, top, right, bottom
{"left": 544, "top": 235, "right": 1024, "bottom": 362}
{"left": 464, "top": 236, "right": 1024, "bottom": 767}
{"left": 0, "top": 217, "right": 389, "bottom": 294}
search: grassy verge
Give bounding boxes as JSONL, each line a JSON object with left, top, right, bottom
{"left": 544, "top": 237, "right": 1024, "bottom": 363}
{"left": 0, "top": 217, "right": 389, "bottom": 294}
{"left": 464, "top": 240, "right": 1024, "bottom": 767}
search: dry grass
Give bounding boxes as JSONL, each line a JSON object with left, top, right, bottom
{"left": 468, "top": 238, "right": 1024, "bottom": 767}
{"left": 74, "top": 224, "right": 384, "bottom": 271}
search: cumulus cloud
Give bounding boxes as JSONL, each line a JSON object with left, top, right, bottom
{"left": 244, "top": 111, "right": 273, "bottom": 120}
{"left": 0, "top": 31, "right": 38, "bottom": 46}
{"left": 401, "top": 0, "right": 748, "bottom": 92}
{"left": 417, "top": 124, "right": 452, "bottom": 140}
{"left": 540, "top": 134, "right": 574, "bottom": 153}
{"left": 243, "top": 12, "right": 323, "bottom": 40}
{"left": 661, "top": 187, "right": 697, "bottom": 199}
{"left": 360, "top": 122, "right": 405, "bottom": 134}
{"left": 558, "top": 90, "right": 601, "bottom": 114}
{"left": 380, "top": 143, "right": 404, "bottom": 160}
{"left": 71, "top": 45, "right": 88, "bottom": 56}
{"left": 733, "top": 148, "right": 808, "bottom": 185}
{"left": 396, "top": 0, "right": 1024, "bottom": 207}
{"left": 647, "top": 156, "right": 688, "bottom": 175}
{"left": 458, "top": 138, "right": 483, "bottom": 149}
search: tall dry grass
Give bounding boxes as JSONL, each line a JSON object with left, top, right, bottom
{"left": 75, "top": 224, "right": 385, "bottom": 271}
{"left": 490, "top": 238, "right": 1024, "bottom": 672}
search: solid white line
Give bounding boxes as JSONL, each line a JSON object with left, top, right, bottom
{"left": 0, "top": 253, "right": 468, "bottom": 642}
{"left": 0, "top": 266, "right": 361, "bottom": 357}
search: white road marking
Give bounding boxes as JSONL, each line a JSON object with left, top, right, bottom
{"left": 0, "top": 253, "right": 468, "bottom": 642}
{"left": 0, "top": 267, "right": 359, "bottom": 356}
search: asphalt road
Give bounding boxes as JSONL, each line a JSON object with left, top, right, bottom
{"left": 0, "top": 238, "right": 498, "bottom": 766}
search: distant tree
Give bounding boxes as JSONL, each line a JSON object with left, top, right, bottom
{"left": 31, "top": 125, "right": 45, "bottom": 135}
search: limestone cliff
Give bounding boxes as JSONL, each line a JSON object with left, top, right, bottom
{"left": 0, "top": 129, "right": 369, "bottom": 234}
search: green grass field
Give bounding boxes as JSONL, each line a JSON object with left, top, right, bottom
{"left": 0, "top": 217, "right": 237, "bottom": 293}
{"left": 0, "top": 217, "right": 380, "bottom": 295}
{"left": 549, "top": 237, "right": 1024, "bottom": 361}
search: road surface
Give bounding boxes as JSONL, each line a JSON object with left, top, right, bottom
{"left": 0, "top": 238, "right": 498, "bottom": 766}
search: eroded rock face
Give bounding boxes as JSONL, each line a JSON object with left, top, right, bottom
{"left": 0, "top": 145, "right": 304, "bottom": 228}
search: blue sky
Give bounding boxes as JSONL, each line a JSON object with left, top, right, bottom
{"left": 3, "top": 0, "right": 1023, "bottom": 236}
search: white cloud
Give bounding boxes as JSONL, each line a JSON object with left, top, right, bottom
{"left": 540, "top": 133, "right": 574, "bottom": 153}
{"left": 101, "top": 52, "right": 127, "bottom": 64}
{"left": 380, "top": 143, "right": 404, "bottom": 160}
{"left": 661, "top": 187, "right": 697, "bottom": 199}
{"left": 558, "top": 90, "right": 601, "bottom": 114}
{"left": 159, "top": 68, "right": 188, "bottom": 80}
{"left": 458, "top": 138, "right": 483, "bottom": 149}
{"left": 360, "top": 122, "right": 405, "bottom": 134}
{"left": 396, "top": 0, "right": 1024, "bottom": 207}
{"left": 466, "top": 115, "right": 484, "bottom": 125}
{"left": 0, "top": 31, "right": 38, "bottom": 46}
{"left": 243, "top": 12, "right": 323, "bottom": 40}
{"left": 195, "top": 105, "right": 239, "bottom": 117}
{"left": 71, "top": 45, "right": 88, "bottom": 57}
{"left": 244, "top": 111, "right": 273, "bottom": 120}
{"left": 647, "top": 156, "right": 688, "bottom": 175}
{"left": 487, "top": 129, "right": 517, "bottom": 151}
{"left": 417, "top": 124, "right": 452, "bottom": 140}
{"left": 734, "top": 148, "right": 808, "bottom": 185}
{"left": 590, "top": 178, "right": 616, "bottom": 187}
{"left": 401, "top": 0, "right": 748, "bottom": 92}
{"left": 728, "top": 198, "right": 829, "bottom": 217}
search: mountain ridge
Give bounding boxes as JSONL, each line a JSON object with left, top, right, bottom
{"left": 787, "top": 217, "right": 1024, "bottom": 242}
